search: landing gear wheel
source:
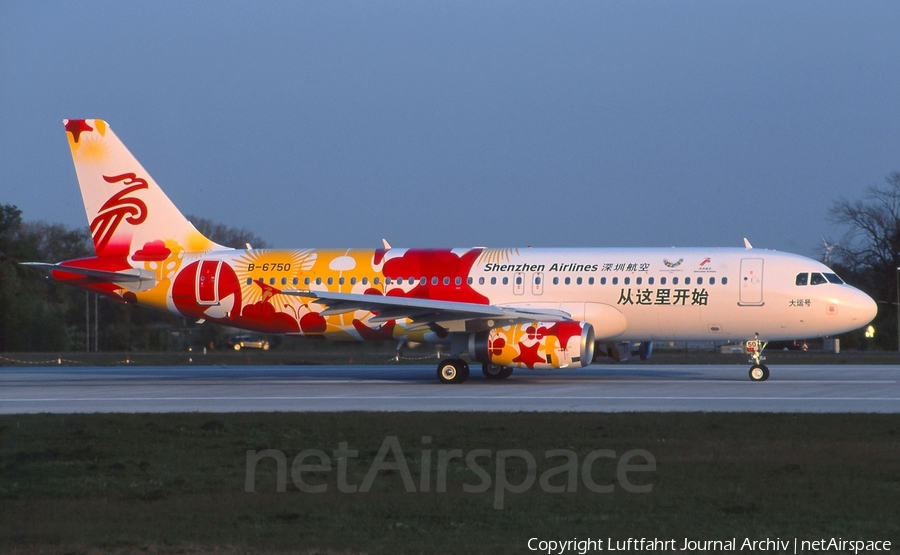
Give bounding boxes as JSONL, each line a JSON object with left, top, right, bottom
{"left": 437, "top": 359, "right": 470, "bottom": 384}
{"left": 482, "top": 363, "right": 513, "bottom": 380}
{"left": 749, "top": 364, "right": 770, "bottom": 382}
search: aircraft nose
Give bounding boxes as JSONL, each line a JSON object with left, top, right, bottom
{"left": 849, "top": 288, "right": 878, "bottom": 326}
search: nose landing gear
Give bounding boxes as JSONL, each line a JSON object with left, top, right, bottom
{"left": 746, "top": 334, "right": 769, "bottom": 382}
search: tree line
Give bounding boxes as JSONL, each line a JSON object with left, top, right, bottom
{"left": 0, "top": 206, "right": 266, "bottom": 352}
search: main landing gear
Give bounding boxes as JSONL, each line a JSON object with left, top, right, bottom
{"left": 482, "top": 363, "right": 513, "bottom": 380}
{"left": 437, "top": 359, "right": 470, "bottom": 384}
{"left": 746, "top": 334, "right": 769, "bottom": 382}
{"left": 436, "top": 359, "right": 515, "bottom": 383}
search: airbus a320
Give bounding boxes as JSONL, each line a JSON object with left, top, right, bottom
{"left": 24, "top": 120, "right": 878, "bottom": 383}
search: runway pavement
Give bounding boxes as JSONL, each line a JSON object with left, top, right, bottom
{"left": 1, "top": 363, "right": 899, "bottom": 413}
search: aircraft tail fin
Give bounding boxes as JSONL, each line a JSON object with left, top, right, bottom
{"left": 63, "top": 119, "right": 227, "bottom": 259}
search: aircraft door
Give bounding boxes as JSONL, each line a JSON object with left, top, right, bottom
{"left": 514, "top": 272, "right": 525, "bottom": 295}
{"left": 532, "top": 272, "right": 544, "bottom": 295}
{"left": 739, "top": 258, "right": 764, "bottom": 306}
{"left": 196, "top": 260, "right": 222, "bottom": 305}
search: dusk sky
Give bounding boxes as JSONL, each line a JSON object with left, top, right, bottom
{"left": 2, "top": 2, "right": 898, "bottom": 257}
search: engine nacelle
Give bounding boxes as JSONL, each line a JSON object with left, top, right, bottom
{"left": 469, "top": 321, "right": 595, "bottom": 370}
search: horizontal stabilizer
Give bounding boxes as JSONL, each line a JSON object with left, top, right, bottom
{"left": 21, "top": 262, "right": 157, "bottom": 292}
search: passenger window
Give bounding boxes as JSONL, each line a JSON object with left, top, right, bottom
{"left": 516, "top": 276, "right": 523, "bottom": 285}
{"left": 455, "top": 277, "right": 462, "bottom": 285}
{"left": 502, "top": 277, "right": 509, "bottom": 285}
{"left": 684, "top": 277, "right": 690, "bottom": 285}
{"left": 385, "top": 277, "right": 392, "bottom": 285}
{"left": 362, "top": 277, "right": 368, "bottom": 285}
{"left": 327, "top": 277, "right": 333, "bottom": 285}
{"left": 553, "top": 277, "right": 559, "bottom": 285}
{"left": 270, "top": 278, "right": 276, "bottom": 285}
{"left": 491, "top": 277, "right": 497, "bottom": 285}
{"left": 432, "top": 277, "right": 438, "bottom": 285}
{"left": 565, "top": 277, "right": 571, "bottom": 285}
{"left": 305, "top": 277, "right": 311, "bottom": 285}
{"left": 374, "top": 277, "right": 381, "bottom": 285}
{"left": 576, "top": 277, "right": 583, "bottom": 285}
{"left": 246, "top": 278, "right": 252, "bottom": 285}
{"left": 600, "top": 277, "right": 606, "bottom": 285}
{"left": 623, "top": 277, "right": 630, "bottom": 285}
{"left": 478, "top": 277, "right": 485, "bottom": 285}
{"left": 660, "top": 277, "right": 667, "bottom": 285}
{"left": 467, "top": 277, "right": 473, "bottom": 285}
{"left": 535, "top": 277, "right": 542, "bottom": 285}
{"left": 672, "top": 277, "right": 678, "bottom": 285}
{"left": 419, "top": 277, "right": 426, "bottom": 285}
{"left": 648, "top": 277, "right": 654, "bottom": 285}
{"left": 636, "top": 277, "right": 642, "bottom": 285}
{"left": 293, "top": 277, "right": 299, "bottom": 285}
{"left": 444, "top": 277, "right": 450, "bottom": 285}
{"left": 612, "top": 277, "right": 618, "bottom": 285}
{"left": 721, "top": 277, "right": 727, "bottom": 285}
{"left": 281, "top": 278, "right": 287, "bottom": 285}
{"left": 588, "top": 277, "right": 594, "bottom": 285}
{"left": 696, "top": 277, "right": 703, "bottom": 285}
{"left": 795, "top": 273, "right": 808, "bottom": 286}
{"left": 709, "top": 277, "right": 715, "bottom": 285}
{"left": 339, "top": 277, "right": 345, "bottom": 285}
{"left": 810, "top": 273, "right": 828, "bottom": 285}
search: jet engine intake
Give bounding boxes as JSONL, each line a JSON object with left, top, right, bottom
{"left": 469, "top": 321, "right": 594, "bottom": 370}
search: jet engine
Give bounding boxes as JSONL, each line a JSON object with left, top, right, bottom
{"left": 469, "top": 321, "right": 595, "bottom": 370}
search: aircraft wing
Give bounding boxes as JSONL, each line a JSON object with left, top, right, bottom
{"left": 279, "top": 289, "right": 573, "bottom": 326}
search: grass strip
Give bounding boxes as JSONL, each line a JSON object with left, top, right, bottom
{"left": 1, "top": 412, "right": 898, "bottom": 554}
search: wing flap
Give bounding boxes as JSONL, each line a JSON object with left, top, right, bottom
{"left": 280, "top": 289, "right": 573, "bottom": 325}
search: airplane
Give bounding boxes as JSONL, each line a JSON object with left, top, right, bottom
{"left": 24, "top": 119, "right": 878, "bottom": 384}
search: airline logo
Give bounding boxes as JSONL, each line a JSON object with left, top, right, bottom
{"left": 695, "top": 257, "right": 717, "bottom": 273}
{"left": 90, "top": 173, "right": 149, "bottom": 253}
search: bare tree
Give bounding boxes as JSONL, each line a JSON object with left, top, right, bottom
{"left": 827, "top": 172, "right": 900, "bottom": 349}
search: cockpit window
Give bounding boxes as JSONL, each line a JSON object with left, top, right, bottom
{"left": 810, "top": 273, "right": 828, "bottom": 285}
{"left": 824, "top": 273, "right": 844, "bottom": 284}
{"left": 795, "top": 273, "right": 808, "bottom": 286}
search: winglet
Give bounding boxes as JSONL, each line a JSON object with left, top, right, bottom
{"left": 382, "top": 238, "right": 392, "bottom": 249}
{"left": 743, "top": 238, "right": 753, "bottom": 249}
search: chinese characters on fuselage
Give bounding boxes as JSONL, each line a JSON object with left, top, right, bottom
{"left": 617, "top": 288, "right": 709, "bottom": 306}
